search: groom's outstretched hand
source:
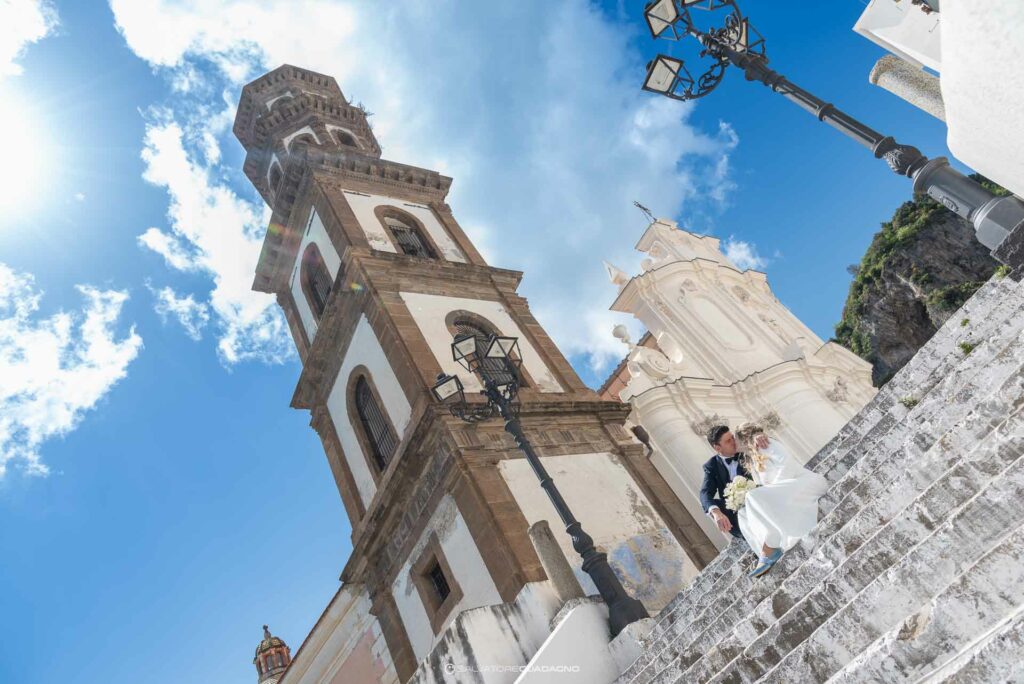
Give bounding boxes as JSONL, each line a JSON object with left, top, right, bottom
{"left": 711, "top": 508, "right": 732, "bottom": 533}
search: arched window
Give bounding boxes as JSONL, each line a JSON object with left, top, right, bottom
{"left": 354, "top": 376, "right": 398, "bottom": 471}
{"left": 301, "top": 243, "right": 333, "bottom": 321}
{"left": 289, "top": 133, "right": 316, "bottom": 151}
{"left": 269, "top": 164, "right": 283, "bottom": 196}
{"left": 451, "top": 317, "right": 520, "bottom": 386}
{"left": 385, "top": 217, "right": 436, "bottom": 259}
{"left": 334, "top": 130, "right": 357, "bottom": 147}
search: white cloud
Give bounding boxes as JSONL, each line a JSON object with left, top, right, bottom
{"left": 723, "top": 236, "right": 769, "bottom": 271}
{"left": 138, "top": 117, "right": 292, "bottom": 364}
{"left": 137, "top": 226, "right": 197, "bottom": 272}
{"left": 111, "top": 0, "right": 740, "bottom": 375}
{"left": 0, "top": 0, "right": 58, "bottom": 78}
{"left": 0, "top": 263, "right": 142, "bottom": 477}
{"left": 74, "top": 192, "right": 85, "bottom": 201}
{"left": 149, "top": 284, "right": 210, "bottom": 340}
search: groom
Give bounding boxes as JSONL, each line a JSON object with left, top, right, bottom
{"left": 700, "top": 425, "right": 746, "bottom": 539}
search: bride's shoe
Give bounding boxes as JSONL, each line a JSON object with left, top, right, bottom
{"left": 748, "top": 548, "right": 783, "bottom": 578}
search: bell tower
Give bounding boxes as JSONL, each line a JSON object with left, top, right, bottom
{"left": 234, "top": 65, "right": 715, "bottom": 680}
{"left": 253, "top": 625, "right": 291, "bottom": 684}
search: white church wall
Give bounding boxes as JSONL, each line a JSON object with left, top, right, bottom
{"left": 342, "top": 190, "right": 467, "bottom": 263}
{"left": 499, "top": 452, "right": 698, "bottom": 612}
{"left": 606, "top": 220, "right": 877, "bottom": 553}
{"left": 279, "top": 584, "right": 398, "bottom": 684}
{"left": 290, "top": 208, "right": 342, "bottom": 342}
{"left": 399, "top": 292, "right": 564, "bottom": 393}
{"left": 392, "top": 495, "right": 503, "bottom": 663}
{"left": 327, "top": 315, "right": 412, "bottom": 509}
{"left": 626, "top": 390, "right": 731, "bottom": 548}
{"left": 411, "top": 581, "right": 562, "bottom": 684}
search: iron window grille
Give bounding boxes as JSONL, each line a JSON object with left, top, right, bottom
{"left": 387, "top": 219, "right": 436, "bottom": 259}
{"left": 427, "top": 561, "right": 451, "bottom": 603}
{"left": 302, "top": 244, "right": 334, "bottom": 320}
{"left": 354, "top": 376, "right": 398, "bottom": 471}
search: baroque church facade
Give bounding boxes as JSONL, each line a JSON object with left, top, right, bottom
{"left": 234, "top": 65, "right": 719, "bottom": 683}
{"left": 601, "top": 220, "right": 877, "bottom": 547}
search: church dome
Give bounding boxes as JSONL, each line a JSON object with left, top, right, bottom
{"left": 254, "top": 625, "right": 286, "bottom": 657}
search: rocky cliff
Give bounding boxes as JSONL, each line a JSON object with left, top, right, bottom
{"left": 834, "top": 177, "right": 1008, "bottom": 386}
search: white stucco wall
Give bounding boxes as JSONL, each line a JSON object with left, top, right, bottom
{"left": 392, "top": 495, "right": 503, "bottom": 662}
{"left": 515, "top": 602, "right": 619, "bottom": 684}
{"left": 942, "top": 1, "right": 1024, "bottom": 199}
{"left": 342, "top": 190, "right": 467, "bottom": 263}
{"left": 326, "top": 315, "right": 412, "bottom": 509}
{"left": 411, "top": 582, "right": 563, "bottom": 684}
{"left": 280, "top": 584, "right": 398, "bottom": 684}
{"left": 499, "top": 452, "right": 697, "bottom": 612}
{"left": 290, "top": 208, "right": 343, "bottom": 343}
{"left": 399, "top": 292, "right": 563, "bottom": 394}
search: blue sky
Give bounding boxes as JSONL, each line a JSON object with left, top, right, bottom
{"left": 0, "top": 1, "right": 956, "bottom": 682}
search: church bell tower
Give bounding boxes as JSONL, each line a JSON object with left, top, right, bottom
{"left": 233, "top": 65, "right": 715, "bottom": 680}
{"left": 253, "top": 625, "right": 291, "bottom": 684}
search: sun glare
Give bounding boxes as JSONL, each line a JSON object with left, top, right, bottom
{"left": 0, "top": 87, "right": 52, "bottom": 215}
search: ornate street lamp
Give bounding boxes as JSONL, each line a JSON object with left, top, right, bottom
{"left": 641, "top": 0, "right": 1024, "bottom": 264}
{"left": 431, "top": 333, "right": 649, "bottom": 636}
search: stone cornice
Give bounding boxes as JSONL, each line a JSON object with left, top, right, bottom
{"left": 625, "top": 351, "right": 868, "bottom": 403}
{"left": 609, "top": 257, "right": 769, "bottom": 313}
{"left": 340, "top": 398, "right": 635, "bottom": 590}
{"left": 291, "top": 250, "right": 525, "bottom": 410}
{"left": 252, "top": 156, "right": 455, "bottom": 294}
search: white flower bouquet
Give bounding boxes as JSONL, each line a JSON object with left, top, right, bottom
{"left": 724, "top": 476, "right": 757, "bottom": 511}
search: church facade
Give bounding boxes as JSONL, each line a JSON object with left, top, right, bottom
{"left": 601, "top": 219, "right": 877, "bottom": 547}
{"left": 234, "top": 66, "right": 718, "bottom": 683}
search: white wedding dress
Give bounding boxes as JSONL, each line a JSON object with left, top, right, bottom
{"left": 737, "top": 439, "right": 829, "bottom": 555}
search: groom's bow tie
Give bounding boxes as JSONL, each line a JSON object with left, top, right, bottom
{"left": 722, "top": 455, "right": 739, "bottom": 464}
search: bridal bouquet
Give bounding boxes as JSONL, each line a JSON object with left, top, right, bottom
{"left": 724, "top": 476, "right": 757, "bottom": 511}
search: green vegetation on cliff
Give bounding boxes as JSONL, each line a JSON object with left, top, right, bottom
{"left": 833, "top": 175, "right": 1008, "bottom": 385}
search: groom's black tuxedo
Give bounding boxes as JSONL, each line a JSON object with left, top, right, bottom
{"left": 700, "top": 453, "right": 748, "bottom": 539}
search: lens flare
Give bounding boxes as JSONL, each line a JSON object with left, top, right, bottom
{"left": 0, "top": 87, "right": 51, "bottom": 215}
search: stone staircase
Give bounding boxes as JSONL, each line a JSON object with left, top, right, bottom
{"left": 618, "top": 274, "right": 1024, "bottom": 683}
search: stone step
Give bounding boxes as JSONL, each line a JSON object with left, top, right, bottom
{"left": 631, "top": 544, "right": 750, "bottom": 655}
{"left": 811, "top": 276, "right": 1024, "bottom": 481}
{"left": 806, "top": 276, "right": 1009, "bottom": 472}
{"left": 828, "top": 555, "right": 1024, "bottom": 683}
{"left": 920, "top": 607, "right": 1024, "bottom": 684}
{"left": 626, "top": 312, "right": 1024, "bottom": 682}
{"left": 634, "top": 384, "right": 1024, "bottom": 684}
{"left": 753, "top": 450, "right": 1024, "bottom": 682}
{"left": 702, "top": 401, "right": 1024, "bottom": 684}
{"left": 674, "top": 373, "right": 1024, "bottom": 683}
{"left": 619, "top": 277, "right": 1024, "bottom": 684}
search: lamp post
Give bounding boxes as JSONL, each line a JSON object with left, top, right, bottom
{"left": 641, "top": 0, "right": 1024, "bottom": 265}
{"left": 431, "top": 333, "right": 650, "bottom": 636}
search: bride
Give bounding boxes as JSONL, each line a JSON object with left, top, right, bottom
{"left": 733, "top": 423, "right": 829, "bottom": 578}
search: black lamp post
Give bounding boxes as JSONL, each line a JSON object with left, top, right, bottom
{"left": 431, "top": 333, "right": 649, "bottom": 636}
{"left": 641, "top": 0, "right": 1024, "bottom": 266}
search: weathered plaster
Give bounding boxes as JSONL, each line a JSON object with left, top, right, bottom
{"left": 392, "top": 495, "right": 503, "bottom": 663}
{"left": 500, "top": 451, "right": 696, "bottom": 612}
{"left": 343, "top": 190, "right": 467, "bottom": 262}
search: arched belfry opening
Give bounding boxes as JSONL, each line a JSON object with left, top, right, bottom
{"left": 300, "top": 242, "right": 333, "bottom": 321}
{"left": 384, "top": 215, "right": 436, "bottom": 259}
